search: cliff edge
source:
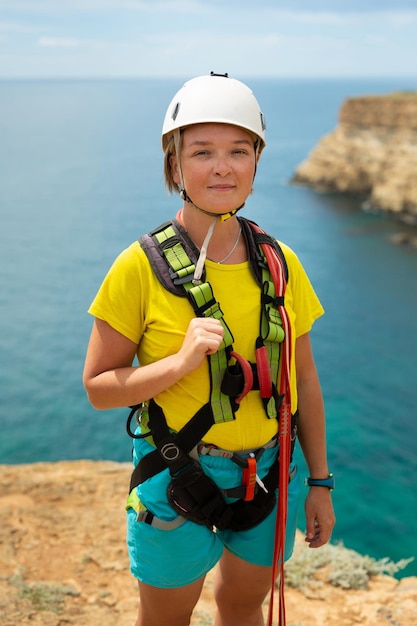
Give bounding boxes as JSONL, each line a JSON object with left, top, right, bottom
{"left": 293, "top": 92, "right": 417, "bottom": 222}
{"left": 1, "top": 460, "right": 416, "bottom": 625}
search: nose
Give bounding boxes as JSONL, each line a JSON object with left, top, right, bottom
{"left": 213, "top": 154, "right": 231, "bottom": 176}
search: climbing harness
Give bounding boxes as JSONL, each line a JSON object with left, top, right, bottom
{"left": 126, "top": 214, "right": 294, "bottom": 626}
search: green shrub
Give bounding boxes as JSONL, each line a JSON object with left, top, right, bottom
{"left": 285, "top": 541, "right": 413, "bottom": 591}
{"left": 17, "top": 580, "right": 80, "bottom": 613}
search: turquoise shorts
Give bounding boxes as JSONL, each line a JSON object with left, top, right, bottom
{"left": 126, "top": 437, "right": 300, "bottom": 588}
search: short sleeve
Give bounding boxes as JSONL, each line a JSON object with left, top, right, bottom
{"left": 88, "top": 242, "right": 148, "bottom": 344}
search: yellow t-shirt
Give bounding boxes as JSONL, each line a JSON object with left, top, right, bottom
{"left": 89, "top": 238, "right": 324, "bottom": 451}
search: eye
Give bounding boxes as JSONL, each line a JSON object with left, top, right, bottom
{"left": 192, "top": 149, "right": 210, "bottom": 157}
{"left": 232, "top": 148, "right": 250, "bottom": 156}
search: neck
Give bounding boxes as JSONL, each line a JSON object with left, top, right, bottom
{"left": 177, "top": 207, "right": 246, "bottom": 264}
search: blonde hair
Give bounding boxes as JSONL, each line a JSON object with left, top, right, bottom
{"left": 163, "top": 133, "right": 181, "bottom": 195}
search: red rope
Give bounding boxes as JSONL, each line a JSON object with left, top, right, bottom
{"left": 252, "top": 225, "right": 292, "bottom": 626}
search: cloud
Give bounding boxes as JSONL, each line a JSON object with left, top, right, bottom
{"left": 387, "top": 11, "right": 417, "bottom": 26}
{"left": 38, "top": 37, "right": 82, "bottom": 48}
{"left": 269, "top": 9, "right": 417, "bottom": 27}
{"left": 2, "top": 1, "right": 417, "bottom": 79}
{"left": 272, "top": 11, "right": 347, "bottom": 26}
{"left": 0, "top": 0, "right": 211, "bottom": 15}
{"left": 0, "top": 20, "right": 36, "bottom": 33}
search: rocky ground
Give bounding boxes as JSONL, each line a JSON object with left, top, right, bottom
{"left": 1, "top": 460, "right": 416, "bottom": 626}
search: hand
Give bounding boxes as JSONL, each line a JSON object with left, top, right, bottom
{"left": 178, "top": 317, "right": 225, "bottom": 374}
{"left": 304, "top": 487, "right": 336, "bottom": 548}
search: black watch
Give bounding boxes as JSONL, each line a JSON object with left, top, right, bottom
{"left": 305, "top": 473, "right": 335, "bottom": 490}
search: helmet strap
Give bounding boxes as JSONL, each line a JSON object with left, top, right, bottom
{"left": 192, "top": 217, "right": 218, "bottom": 283}
{"left": 181, "top": 195, "right": 245, "bottom": 221}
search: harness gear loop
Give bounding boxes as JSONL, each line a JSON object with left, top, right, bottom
{"left": 126, "top": 404, "right": 152, "bottom": 440}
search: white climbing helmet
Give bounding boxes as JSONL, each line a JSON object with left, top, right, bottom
{"left": 161, "top": 72, "right": 266, "bottom": 152}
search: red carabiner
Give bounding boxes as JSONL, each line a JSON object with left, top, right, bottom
{"left": 230, "top": 350, "right": 254, "bottom": 404}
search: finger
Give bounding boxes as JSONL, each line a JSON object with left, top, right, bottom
{"left": 305, "top": 517, "right": 319, "bottom": 543}
{"left": 201, "top": 319, "right": 225, "bottom": 337}
{"left": 191, "top": 317, "right": 224, "bottom": 331}
{"left": 306, "top": 518, "right": 334, "bottom": 548}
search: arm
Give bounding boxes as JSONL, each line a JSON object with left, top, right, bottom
{"left": 295, "top": 332, "right": 336, "bottom": 548}
{"left": 83, "top": 316, "right": 224, "bottom": 410}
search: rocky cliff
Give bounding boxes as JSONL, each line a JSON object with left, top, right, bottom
{"left": 1, "top": 461, "right": 416, "bottom": 625}
{"left": 293, "top": 92, "right": 417, "bottom": 223}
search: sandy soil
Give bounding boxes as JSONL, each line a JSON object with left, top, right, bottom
{"left": 1, "top": 460, "right": 416, "bottom": 625}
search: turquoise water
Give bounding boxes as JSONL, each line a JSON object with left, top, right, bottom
{"left": 1, "top": 78, "right": 416, "bottom": 577}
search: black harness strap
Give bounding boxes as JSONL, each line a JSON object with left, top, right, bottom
{"left": 129, "top": 399, "right": 214, "bottom": 491}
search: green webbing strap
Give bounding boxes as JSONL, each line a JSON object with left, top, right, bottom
{"left": 154, "top": 227, "right": 197, "bottom": 283}
{"left": 260, "top": 263, "right": 285, "bottom": 419}
{"left": 154, "top": 224, "right": 235, "bottom": 424}
{"left": 261, "top": 277, "right": 285, "bottom": 344}
{"left": 187, "top": 282, "right": 235, "bottom": 423}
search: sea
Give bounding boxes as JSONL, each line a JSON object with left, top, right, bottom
{"left": 1, "top": 77, "right": 416, "bottom": 578}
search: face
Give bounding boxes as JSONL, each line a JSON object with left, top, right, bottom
{"left": 171, "top": 123, "right": 259, "bottom": 214}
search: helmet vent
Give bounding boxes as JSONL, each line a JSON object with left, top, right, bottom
{"left": 172, "top": 102, "right": 180, "bottom": 121}
{"left": 210, "top": 71, "right": 229, "bottom": 78}
{"left": 260, "top": 112, "right": 266, "bottom": 131}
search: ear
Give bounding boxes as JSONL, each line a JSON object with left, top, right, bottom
{"left": 170, "top": 155, "right": 181, "bottom": 184}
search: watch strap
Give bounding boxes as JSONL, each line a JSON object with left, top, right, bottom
{"left": 305, "top": 473, "right": 335, "bottom": 490}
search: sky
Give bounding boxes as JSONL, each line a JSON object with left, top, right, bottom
{"left": 1, "top": 0, "right": 417, "bottom": 80}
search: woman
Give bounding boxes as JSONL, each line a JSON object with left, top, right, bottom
{"left": 83, "top": 73, "right": 335, "bottom": 626}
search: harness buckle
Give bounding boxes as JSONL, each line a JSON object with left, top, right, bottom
{"left": 172, "top": 460, "right": 204, "bottom": 486}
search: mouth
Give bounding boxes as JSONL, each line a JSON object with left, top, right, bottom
{"left": 208, "top": 184, "right": 235, "bottom": 191}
